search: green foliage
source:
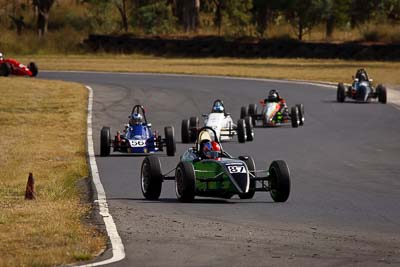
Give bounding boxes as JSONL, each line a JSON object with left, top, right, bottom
{"left": 133, "top": 1, "right": 177, "bottom": 35}
{"left": 252, "top": 0, "right": 284, "bottom": 37}
{"left": 321, "top": 0, "right": 352, "bottom": 25}
{"left": 84, "top": 0, "right": 117, "bottom": 33}
{"left": 1, "top": 0, "right": 399, "bottom": 44}
{"left": 285, "top": 0, "right": 325, "bottom": 40}
{"left": 349, "top": 0, "right": 385, "bottom": 27}
{"left": 319, "top": 0, "right": 352, "bottom": 37}
{"left": 224, "top": 0, "right": 253, "bottom": 35}
{"left": 49, "top": 8, "right": 90, "bottom": 32}
{"left": 385, "top": 0, "right": 400, "bottom": 21}
{"left": 201, "top": 0, "right": 252, "bottom": 35}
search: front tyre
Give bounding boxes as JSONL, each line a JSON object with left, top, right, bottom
{"left": 290, "top": 106, "right": 299, "bottom": 128}
{"left": 175, "top": 162, "right": 196, "bottom": 202}
{"left": 28, "top": 62, "right": 38, "bottom": 77}
{"left": 248, "top": 104, "right": 257, "bottom": 125}
{"left": 100, "top": 127, "right": 111, "bottom": 156}
{"left": 0, "top": 62, "right": 11, "bottom": 77}
{"left": 268, "top": 160, "right": 290, "bottom": 202}
{"left": 296, "top": 104, "right": 304, "bottom": 126}
{"left": 189, "top": 116, "right": 199, "bottom": 142}
{"left": 164, "top": 126, "right": 176, "bottom": 156}
{"left": 377, "top": 84, "right": 387, "bottom": 104}
{"left": 337, "top": 82, "right": 346, "bottom": 102}
{"left": 244, "top": 117, "right": 254, "bottom": 141}
{"left": 141, "top": 156, "right": 163, "bottom": 200}
{"left": 238, "top": 156, "right": 256, "bottom": 199}
{"left": 237, "top": 119, "right": 246, "bottom": 143}
{"left": 181, "top": 119, "right": 190, "bottom": 143}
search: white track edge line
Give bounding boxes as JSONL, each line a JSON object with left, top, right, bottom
{"left": 75, "top": 86, "right": 125, "bottom": 267}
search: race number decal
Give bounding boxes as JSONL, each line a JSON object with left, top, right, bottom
{"left": 130, "top": 140, "right": 146, "bottom": 147}
{"left": 227, "top": 165, "right": 246, "bottom": 174}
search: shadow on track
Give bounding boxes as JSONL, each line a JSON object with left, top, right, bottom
{"left": 107, "top": 197, "right": 275, "bottom": 204}
{"left": 95, "top": 154, "right": 173, "bottom": 158}
{"left": 322, "top": 99, "right": 380, "bottom": 104}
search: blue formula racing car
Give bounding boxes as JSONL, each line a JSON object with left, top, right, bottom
{"left": 100, "top": 105, "right": 176, "bottom": 157}
{"left": 337, "top": 69, "right": 387, "bottom": 104}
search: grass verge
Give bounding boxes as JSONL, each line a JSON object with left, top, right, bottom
{"left": 0, "top": 78, "right": 105, "bottom": 267}
{"left": 17, "top": 54, "right": 400, "bottom": 85}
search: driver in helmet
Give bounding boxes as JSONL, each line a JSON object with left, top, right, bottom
{"left": 353, "top": 69, "right": 370, "bottom": 92}
{"left": 201, "top": 140, "right": 221, "bottom": 160}
{"left": 212, "top": 101, "right": 225, "bottom": 113}
{"left": 129, "top": 113, "right": 143, "bottom": 126}
{"left": 0, "top": 52, "right": 3, "bottom": 61}
{"left": 265, "top": 89, "right": 283, "bottom": 103}
{"left": 355, "top": 69, "right": 369, "bottom": 82}
{"left": 264, "top": 89, "right": 287, "bottom": 112}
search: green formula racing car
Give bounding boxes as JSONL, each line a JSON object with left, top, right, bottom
{"left": 140, "top": 127, "right": 291, "bottom": 203}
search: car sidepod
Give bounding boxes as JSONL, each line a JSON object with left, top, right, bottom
{"left": 193, "top": 159, "right": 249, "bottom": 197}
{"left": 262, "top": 102, "right": 282, "bottom": 126}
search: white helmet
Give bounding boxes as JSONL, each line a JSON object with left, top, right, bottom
{"left": 0, "top": 53, "right": 3, "bottom": 60}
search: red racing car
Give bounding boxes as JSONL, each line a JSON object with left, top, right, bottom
{"left": 0, "top": 53, "right": 38, "bottom": 77}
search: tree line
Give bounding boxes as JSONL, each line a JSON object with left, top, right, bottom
{"left": 2, "top": 0, "right": 400, "bottom": 40}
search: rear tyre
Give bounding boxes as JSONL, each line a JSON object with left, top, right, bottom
{"left": 237, "top": 119, "right": 246, "bottom": 143}
{"left": 0, "top": 62, "right": 11, "bottom": 77}
{"left": 377, "top": 84, "right": 387, "bottom": 104}
{"left": 164, "top": 126, "right": 176, "bottom": 156}
{"left": 189, "top": 116, "right": 199, "bottom": 142}
{"left": 248, "top": 104, "right": 257, "bottom": 125}
{"left": 141, "top": 156, "right": 163, "bottom": 200}
{"left": 268, "top": 160, "right": 290, "bottom": 202}
{"left": 337, "top": 82, "right": 346, "bottom": 103}
{"left": 175, "top": 162, "right": 196, "bottom": 202}
{"left": 240, "top": 106, "right": 248, "bottom": 119}
{"left": 238, "top": 156, "right": 256, "bottom": 199}
{"left": 100, "top": 127, "right": 111, "bottom": 157}
{"left": 296, "top": 104, "right": 305, "bottom": 126}
{"left": 181, "top": 119, "right": 190, "bottom": 143}
{"left": 244, "top": 117, "right": 254, "bottom": 141}
{"left": 290, "top": 106, "right": 299, "bottom": 128}
{"left": 28, "top": 62, "right": 38, "bottom": 77}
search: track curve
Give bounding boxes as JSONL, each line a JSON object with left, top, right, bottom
{"left": 40, "top": 71, "right": 400, "bottom": 266}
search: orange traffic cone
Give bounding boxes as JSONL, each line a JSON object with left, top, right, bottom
{"left": 25, "top": 172, "right": 36, "bottom": 200}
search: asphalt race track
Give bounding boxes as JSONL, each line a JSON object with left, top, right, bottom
{"left": 41, "top": 72, "right": 400, "bottom": 266}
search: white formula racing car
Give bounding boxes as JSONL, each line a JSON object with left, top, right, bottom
{"left": 181, "top": 99, "right": 254, "bottom": 143}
